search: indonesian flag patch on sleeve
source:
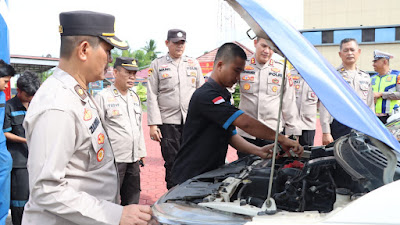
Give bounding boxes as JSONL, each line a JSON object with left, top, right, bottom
{"left": 212, "top": 96, "right": 225, "bottom": 104}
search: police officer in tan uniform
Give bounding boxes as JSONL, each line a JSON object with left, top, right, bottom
{"left": 147, "top": 29, "right": 205, "bottom": 189}
{"left": 237, "top": 37, "right": 301, "bottom": 158}
{"left": 320, "top": 38, "right": 374, "bottom": 145}
{"left": 22, "top": 11, "right": 152, "bottom": 225}
{"left": 95, "top": 57, "right": 146, "bottom": 205}
{"left": 291, "top": 69, "right": 318, "bottom": 146}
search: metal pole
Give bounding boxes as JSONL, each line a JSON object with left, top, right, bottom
{"left": 266, "top": 57, "right": 288, "bottom": 207}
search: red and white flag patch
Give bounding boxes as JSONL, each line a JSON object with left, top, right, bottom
{"left": 212, "top": 96, "right": 225, "bottom": 104}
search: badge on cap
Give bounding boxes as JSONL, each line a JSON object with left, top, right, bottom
{"left": 177, "top": 32, "right": 183, "bottom": 37}
{"left": 97, "top": 148, "right": 105, "bottom": 162}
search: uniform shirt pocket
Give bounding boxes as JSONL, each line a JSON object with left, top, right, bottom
{"left": 187, "top": 70, "right": 197, "bottom": 88}
{"left": 307, "top": 91, "right": 318, "bottom": 103}
{"left": 106, "top": 108, "right": 125, "bottom": 126}
{"left": 267, "top": 76, "right": 282, "bottom": 96}
{"left": 359, "top": 83, "right": 369, "bottom": 100}
{"left": 240, "top": 74, "right": 256, "bottom": 93}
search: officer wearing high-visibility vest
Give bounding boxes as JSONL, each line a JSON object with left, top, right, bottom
{"left": 371, "top": 50, "right": 400, "bottom": 124}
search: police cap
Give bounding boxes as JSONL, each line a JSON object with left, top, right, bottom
{"left": 114, "top": 57, "right": 139, "bottom": 71}
{"left": 59, "top": 10, "right": 129, "bottom": 50}
{"left": 167, "top": 29, "right": 186, "bottom": 42}
{"left": 373, "top": 50, "right": 394, "bottom": 61}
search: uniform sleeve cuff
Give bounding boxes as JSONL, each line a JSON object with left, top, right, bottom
{"left": 3, "top": 127, "right": 11, "bottom": 132}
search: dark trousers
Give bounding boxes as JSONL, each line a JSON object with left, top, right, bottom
{"left": 237, "top": 137, "right": 273, "bottom": 159}
{"left": 159, "top": 124, "right": 182, "bottom": 189}
{"left": 10, "top": 168, "right": 29, "bottom": 225}
{"left": 117, "top": 162, "right": 141, "bottom": 205}
{"left": 299, "top": 130, "right": 315, "bottom": 146}
{"left": 378, "top": 115, "right": 390, "bottom": 124}
{"left": 331, "top": 119, "right": 352, "bottom": 140}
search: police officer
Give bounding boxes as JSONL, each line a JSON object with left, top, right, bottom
{"left": 22, "top": 11, "right": 152, "bottom": 225}
{"left": 171, "top": 43, "right": 302, "bottom": 186}
{"left": 3, "top": 71, "right": 40, "bottom": 225}
{"left": 0, "top": 59, "right": 16, "bottom": 224}
{"left": 320, "top": 38, "right": 374, "bottom": 145}
{"left": 291, "top": 69, "right": 318, "bottom": 146}
{"left": 237, "top": 37, "right": 301, "bottom": 157}
{"left": 371, "top": 50, "right": 400, "bottom": 124}
{"left": 95, "top": 57, "right": 146, "bottom": 205}
{"left": 147, "top": 29, "right": 205, "bottom": 189}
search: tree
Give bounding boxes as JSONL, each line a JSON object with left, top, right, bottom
{"left": 142, "top": 39, "right": 161, "bottom": 61}
{"left": 38, "top": 69, "right": 54, "bottom": 83}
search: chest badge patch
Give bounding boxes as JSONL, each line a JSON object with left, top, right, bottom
{"left": 386, "top": 76, "right": 393, "bottom": 82}
{"left": 245, "top": 65, "right": 254, "bottom": 70}
{"left": 98, "top": 133, "right": 105, "bottom": 145}
{"left": 192, "top": 78, "right": 196, "bottom": 84}
{"left": 295, "top": 84, "right": 300, "bottom": 90}
{"left": 83, "top": 108, "right": 92, "bottom": 121}
{"left": 271, "top": 67, "right": 280, "bottom": 73}
{"left": 112, "top": 110, "right": 119, "bottom": 116}
{"left": 243, "top": 83, "right": 251, "bottom": 90}
{"left": 251, "top": 58, "right": 256, "bottom": 64}
{"left": 162, "top": 73, "right": 169, "bottom": 78}
{"left": 97, "top": 148, "right": 105, "bottom": 162}
{"left": 272, "top": 78, "right": 279, "bottom": 84}
{"left": 212, "top": 96, "right": 225, "bottom": 104}
{"left": 272, "top": 86, "right": 278, "bottom": 92}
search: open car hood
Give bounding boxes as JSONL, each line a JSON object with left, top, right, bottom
{"left": 225, "top": 0, "right": 400, "bottom": 154}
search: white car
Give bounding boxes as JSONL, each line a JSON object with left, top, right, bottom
{"left": 152, "top": 0, "right": 400, "bottom": 224}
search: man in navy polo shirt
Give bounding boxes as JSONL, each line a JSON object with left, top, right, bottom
{"left": 171, "top": 43, "right": 302, "bottom": 186}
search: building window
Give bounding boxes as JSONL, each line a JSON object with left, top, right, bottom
{"left": 322, "top": 31, "right": 333, "bottom": 44}
{"left": 396, "top": 27, "right": 400, "bottom": 41}
{"left": 333, "top": 30, "right": 362, "bottom": 44}
{"left": 375, "top": 28, "right": 395, "bottom": 43}
{"left": 302, "top": 31, "right": 322, "bottom": 45}
{"left": 362, "top": 29, "right": 375, "bottom": 42}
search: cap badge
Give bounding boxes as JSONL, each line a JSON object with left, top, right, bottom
{"left": 132, "top": 60, "right": 137, "bottom": 67}
{"left": 59, "top": 25, "right": 63, "bottom": 34}
{"left": 177, "top": 32, "right": 183, "bottom": 37}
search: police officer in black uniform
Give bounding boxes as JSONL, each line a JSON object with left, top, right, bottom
{"left": 171, "top": 43, "right": 302, "bottom": 186}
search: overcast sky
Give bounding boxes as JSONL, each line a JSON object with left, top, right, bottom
{"left": 8, "top": 0, "right": 303, "bottom": 58}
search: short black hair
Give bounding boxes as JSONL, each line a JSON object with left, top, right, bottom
{"left": 214, "top": 42, "right": 247, "bottom": 65}
{"left": 17, "top": 71, "right": 40, "bottom": 96}
{"left": 340, "top": 38, "right": 358, "bottom": 50}
{"left": 60, "top": 36, "right": 101, "bottom": 58}
{"left": 0, "top": 59, "right": 16, "bottom": 78}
